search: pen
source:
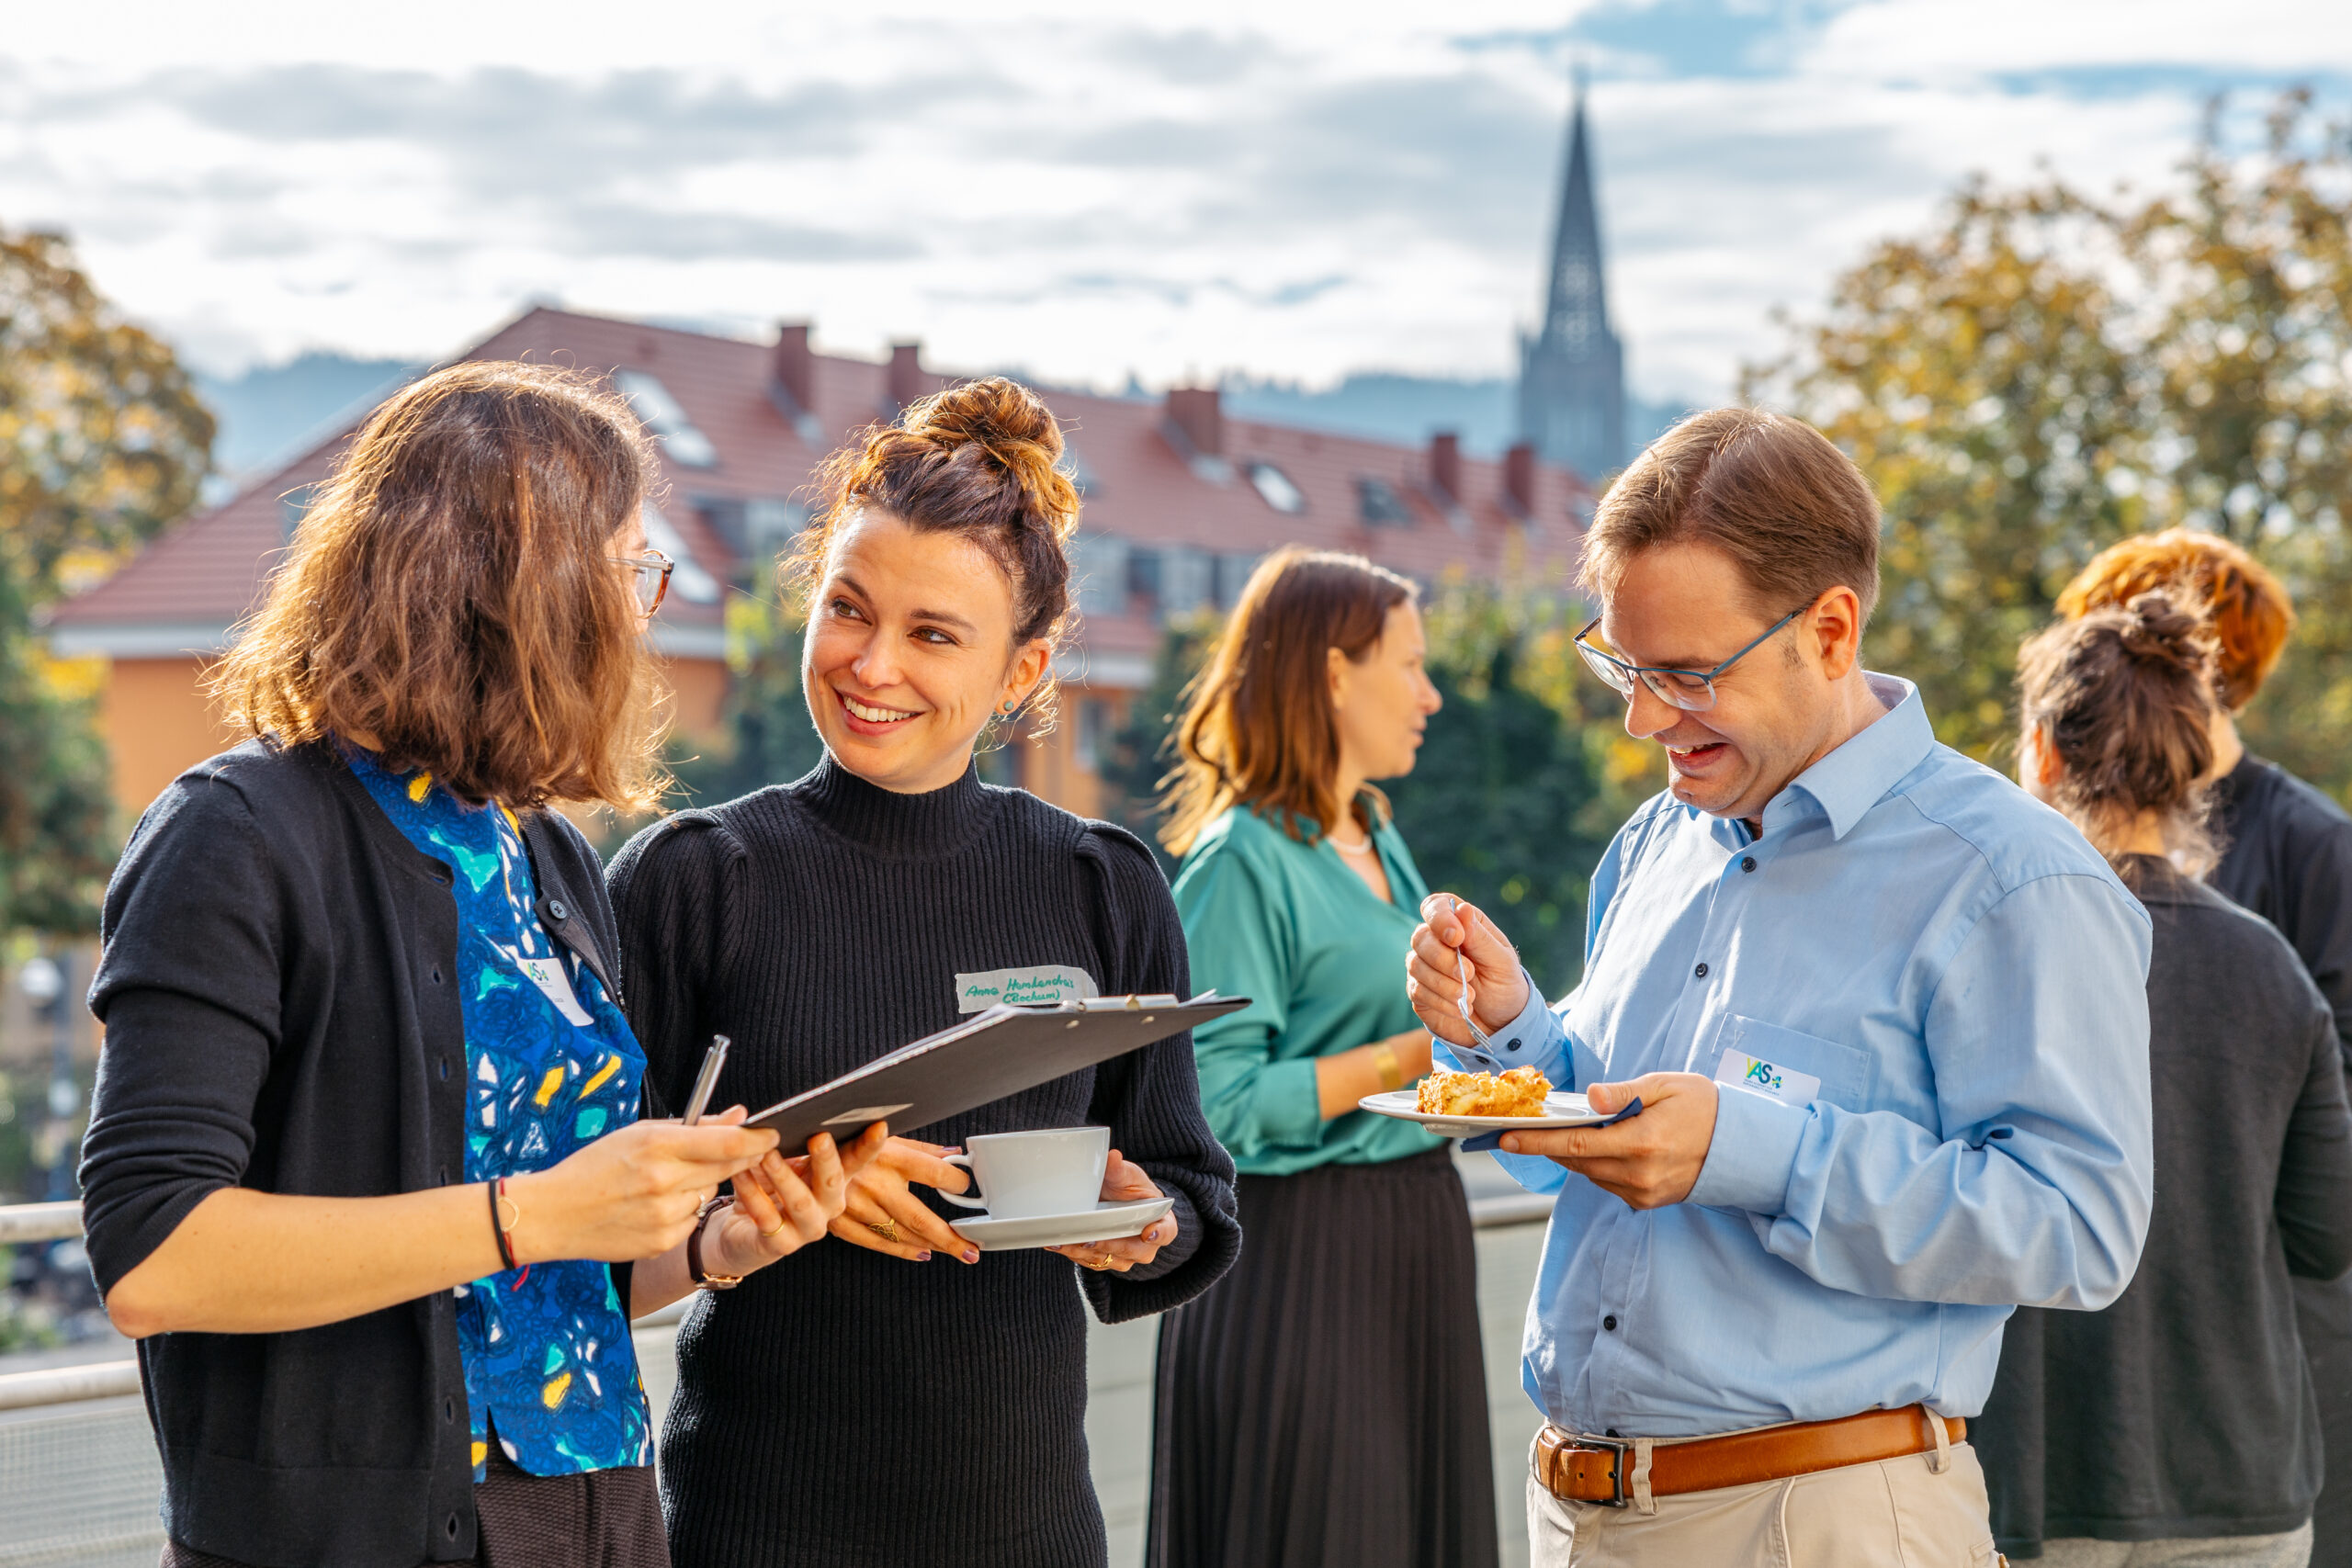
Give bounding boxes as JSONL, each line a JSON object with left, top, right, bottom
{"left": 683, "top": 1033, "right": 731, "bottom": 1126}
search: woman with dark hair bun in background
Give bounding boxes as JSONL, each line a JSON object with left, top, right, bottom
{"left": 609, "top": 377, "right": 1240, "bottom": 1568}
{"left": 1976, "top": 592, "right": 2352, "bottom": 1568}
{"left": 2061, "top": 531, "right": 2352, "bottom": 1568}
{"left": 1148, "top": 547, "right": 1498, "bottom": 1568}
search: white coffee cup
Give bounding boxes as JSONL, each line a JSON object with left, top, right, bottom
{"left": 938, "top": 1126, "right": 1109, "bottom": 1220}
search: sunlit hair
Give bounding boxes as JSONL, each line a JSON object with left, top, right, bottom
{"left": 790, "top": 376, "right": 1080, "bottom": 727}
{"left": 2056, "top": 527, "right": 2293, "bottom": 711}
{"left": 210, "top": 360, "right": 666, "bottom": 810}
{"left": 1583, "top": 407, "right": 1882, "bottom": 626}
{"left": 1159, "top": 547, "right": 1417, "bottom": 857}
{"left": 2018, "top": 590, "right": 2222, "bottom": 883}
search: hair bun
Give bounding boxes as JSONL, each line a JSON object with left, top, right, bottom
{"left": 899, "top": 376, "right": 1077, "bottom": 544}
{"left": 2118, "top": 590, "right": 2214, "bottom": 676}
{"left": 906, "top": 375, "right": 1063, "bottom": 460}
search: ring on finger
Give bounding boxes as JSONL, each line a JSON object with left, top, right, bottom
{"left": 1089, "top": 1251, "right": 1115, "bottom": 1271}
{"left": 868, "top": 1217, "right": 900, "bottom": 1244}
{"left": 759, "top": 1221, "right": 786, "bottom": 1237}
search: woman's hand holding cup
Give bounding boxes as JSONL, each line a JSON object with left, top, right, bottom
{"left": 506, "top": 1109, "right": 779, "bottom": 1265}
{"left": 831, "top": 1136, "right": 981, "bottom": 1264}
{"left": 1046, "top": 1151, "right": 1176, "bottom": 1275}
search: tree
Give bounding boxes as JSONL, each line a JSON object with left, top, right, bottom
{"left": 1750, "top": 92, "right": 2352, "bottom": 801}
{"left": 0, "top": 227, "right": 213, "bottom": 933}
{"left": 664, "top": 594, "right": 825, "bottom": 809}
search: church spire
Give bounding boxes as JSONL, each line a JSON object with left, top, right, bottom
{"left": 1517, "top": 68, "right": 1627, "bottom": 483}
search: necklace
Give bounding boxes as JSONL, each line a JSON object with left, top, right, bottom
{"left": 1328, "top": 829, "right": 1374, "bottom": 855}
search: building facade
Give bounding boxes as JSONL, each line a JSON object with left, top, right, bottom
{"left": 47, "top": 308, "right": 1590, "bottom": 825}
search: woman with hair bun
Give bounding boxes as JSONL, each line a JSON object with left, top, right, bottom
{"left": 1975, "top": 592, "right": 2352, "bottom": 1567}
{"left": 610, "top": 376, "right": 1240, "bottom": 1568}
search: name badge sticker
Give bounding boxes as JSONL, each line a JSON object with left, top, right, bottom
{"left": 954, "top": 965, "right": 1101, "bottom": 1013}
{"left": 1713, "top": 1047, "right": 1821, "bottom": 1107}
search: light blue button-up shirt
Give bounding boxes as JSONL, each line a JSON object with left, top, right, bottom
{"left": 1442, "top": 675, "right": 2154, "bottom": 1438}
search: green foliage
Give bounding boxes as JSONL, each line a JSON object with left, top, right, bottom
{"left": 1, "top": 226, "right": 212, "bottom": 934}
{"left": 663, "top": 595, "right": 826, "bottom": 809}
{"left": 1750, "top": 91, "right": 2352, "bottom": 800}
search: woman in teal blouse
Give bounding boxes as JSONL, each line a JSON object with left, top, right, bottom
{"left": 1148, "top": 548, "right": 1498, "bottom": 1568}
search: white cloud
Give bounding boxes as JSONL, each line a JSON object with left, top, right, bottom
{"left": 0, "top": 0, "right": 2342, "bottom": 401}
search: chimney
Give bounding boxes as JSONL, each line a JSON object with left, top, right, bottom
{"left": 1428, "top": 431, "right": 1462, "bottom": 502}
{"left": 773, "top": 321, "right": 815, "bottom": 411}
{"left": 888, "top": 341, "right": 927, "bottom": 410}
{"left": 1504, "top": 442, "right": 1537, "bottom": 517}
{"left": 1165, "top": 386, "right": 1223, "bottom": 458}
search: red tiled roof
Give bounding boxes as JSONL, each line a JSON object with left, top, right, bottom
{"left": 49, "top": 305, "right": 1589, "bottom": 682}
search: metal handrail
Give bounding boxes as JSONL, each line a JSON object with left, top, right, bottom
{"left": 0, "top": 1202, "right": 83, "bottom": 1246}
{"left": 0, "top": 1191, "right": 1557, "bottom": 1413}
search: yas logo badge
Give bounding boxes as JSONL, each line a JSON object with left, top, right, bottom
{"left": 955, "top": 965, "right": 1101, "bottom": 1013}
{"left": 1713, "top": 1047, "right": 1819, "bottom": 1107}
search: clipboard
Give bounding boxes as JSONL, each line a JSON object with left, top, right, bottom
{"left": 741, "top": 992, "right": 1250, "bottom": 1148}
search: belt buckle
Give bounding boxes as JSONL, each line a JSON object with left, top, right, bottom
{"left": 1557, "top": 1435, "right": 1632, "bottom": 1508}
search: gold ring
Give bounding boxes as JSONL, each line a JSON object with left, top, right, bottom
{"left": 868, "top": 1218, "right": 899, "bottom": 1243}
{"left": 759, "top": 1221, "right": 786, "bottom": 1237}
{"left": 1091, "top": 1252, "right": 1114, "bottom": 1271}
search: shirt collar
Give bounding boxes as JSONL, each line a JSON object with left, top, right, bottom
{"left": 1766, "top": 674, "right": 1934, "bottom": 841}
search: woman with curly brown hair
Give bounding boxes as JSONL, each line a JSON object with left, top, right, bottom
{"left": 78, "top": 361, "right": 877, "bottom": 1568}
{"left": 1974, "top": 592, "right": 2352, "bottom": 1567}
{"left": 608, "top": 376, "right": 1239, "bottom": 1568}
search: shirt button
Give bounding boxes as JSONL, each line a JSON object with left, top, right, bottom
{"left": 1506, "top": 1038, "right": 1521, "bottom": 1052}
{"left": 548, "top": 899, "right": 571, "bottom": 922}
{"left": 1602, "top": 1314, "right": 1619, "bottom": 1331}
{"left": 1694, "top": 963, "right": 1709, "bottom": 979}
{"left": 1741, "top": 857, "right": 1757, "bottom": 874}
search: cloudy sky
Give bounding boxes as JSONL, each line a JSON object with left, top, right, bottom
{"left": 3, "top": 0, "right": 2347, "bottom": 403}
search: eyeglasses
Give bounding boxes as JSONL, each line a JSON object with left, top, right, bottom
{"left": 1573, "top": 605, "right": 1808, "bottom": 712}
{"left": 609, "top": 549, "right": 674, "bottom": 615}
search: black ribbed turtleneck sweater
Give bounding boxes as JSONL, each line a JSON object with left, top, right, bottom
{"left": 606, "top": 757, "right": 1241, "bottom": 1568}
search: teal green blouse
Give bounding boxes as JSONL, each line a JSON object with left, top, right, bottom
{"left": 1171, "top": 804, "right": 1445, "bottom": 1175}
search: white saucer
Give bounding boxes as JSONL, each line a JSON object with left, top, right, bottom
{"left": 1358, "top": 1089, "right": 1616, "bottom": 1139}
{"left": 947, "top": 1195, "right": 1176, "bottom": 1252}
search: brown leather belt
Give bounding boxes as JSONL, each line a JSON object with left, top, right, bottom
{"left": 1535, "top": 1406, "right": 1967, "bottom": 1506}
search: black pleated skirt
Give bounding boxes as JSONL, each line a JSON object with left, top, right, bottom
{"left": 1148, "top": 1145, "right": 1499, "bottom": 1568}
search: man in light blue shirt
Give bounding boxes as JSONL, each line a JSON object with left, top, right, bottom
{"left": 1408, "top": 409, "right": 2152, "bottom": 1565}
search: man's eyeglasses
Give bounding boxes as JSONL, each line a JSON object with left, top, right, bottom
{"left": 610, "top": 550, "right": 674, "bottom": 615}
{"left": 1573, "top": 605, "right": 1808, "bottom": 712}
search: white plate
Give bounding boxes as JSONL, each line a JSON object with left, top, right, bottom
{"left": 947, "top": 1196, "right": 1176, "bottom": 1252}
{"left": 1358, "top": 1089, "right": 1616, "bottom": 1138}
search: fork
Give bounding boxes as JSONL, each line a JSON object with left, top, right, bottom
{"left": 1449, "top": 896, "right": 1497, "bottom": 1055}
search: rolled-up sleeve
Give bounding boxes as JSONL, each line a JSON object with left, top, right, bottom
{"left": 1694, "top": 872, "right": 2154, "bottom": 1310}
{"left": 79, "top": 778, "right": 284, "bottom": 1294}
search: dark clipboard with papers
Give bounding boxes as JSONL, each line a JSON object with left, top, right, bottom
{"left": 741, "top": 993, "right": 1250, "bottom": 1148}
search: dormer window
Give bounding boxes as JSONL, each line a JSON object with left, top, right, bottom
{"left": 1356, "top": 476, "right": 1413, "bottom": 525}
{"left": 1246, "top": 462, "right": 1306, "bottom": 515}
{"left": 615, "top": 369, "right": 718, "bottom": 468}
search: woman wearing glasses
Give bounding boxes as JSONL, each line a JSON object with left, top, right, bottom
{"left": 1148, "top": 547, "right": 1498, "bottom": 1568}
{"left": 78, "top": 361, "right": 878, "bottom": 1568}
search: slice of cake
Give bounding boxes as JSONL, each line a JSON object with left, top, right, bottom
{"left": 1416, "top": 1066, "right": 1553, "bottom": 1118}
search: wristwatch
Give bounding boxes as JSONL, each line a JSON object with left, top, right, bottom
{"left": 689, "top": 1197, "right": 744, "bottom": 1292}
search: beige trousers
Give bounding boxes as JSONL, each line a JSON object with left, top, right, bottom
{"left": 1525, "top": 1431, "right": 2000, "bottom": 1567}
